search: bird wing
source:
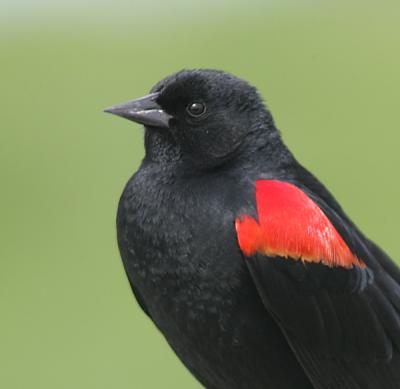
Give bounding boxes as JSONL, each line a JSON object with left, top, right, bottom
{"left": 236, "top": 179, "right": 400, "bottom": 389}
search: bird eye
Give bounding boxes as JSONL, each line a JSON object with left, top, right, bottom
{"left": 187, "top": 102, "right": 206, "bottom": 117}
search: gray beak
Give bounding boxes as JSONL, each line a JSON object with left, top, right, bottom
{"left": 104, "top": 92, "right": 171, "bottom": 128}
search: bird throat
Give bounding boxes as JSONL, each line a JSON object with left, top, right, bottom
{"left": 144, "top": 127, "right": 182, "bottom": 163}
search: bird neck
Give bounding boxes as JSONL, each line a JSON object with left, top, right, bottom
{"left": 143, "top": 121, "right": 295, "bottom": 177}
{"left": 232, "top": 122, "right": 295, "bottom": 172}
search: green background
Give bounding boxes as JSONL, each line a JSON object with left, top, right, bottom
{"left": 1, "top": 1, "right": 400, "bottom": 388}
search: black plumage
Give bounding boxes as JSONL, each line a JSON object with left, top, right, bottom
{"left": 105, "top": 69, "right": 400, "bottom": 389}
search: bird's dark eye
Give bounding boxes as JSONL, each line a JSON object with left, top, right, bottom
{"left": 187, "top": 102, "right": 206, "bottom": 117}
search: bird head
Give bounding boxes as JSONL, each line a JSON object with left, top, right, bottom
{"left": 105, "top": 69, "right": 278, "bottom": 169}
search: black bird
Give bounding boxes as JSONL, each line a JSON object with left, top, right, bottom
{"left": 105, "top": 69, "right": 400, "bottom": 389}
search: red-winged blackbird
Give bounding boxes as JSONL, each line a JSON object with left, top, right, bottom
{"left": 105, "top": 70, "right": 400, "bottom": 389}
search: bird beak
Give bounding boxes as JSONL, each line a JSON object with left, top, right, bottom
{"left": 103, "top": 92, "right": 171, "bottom": 128}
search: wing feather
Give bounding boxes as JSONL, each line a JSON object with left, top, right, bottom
{"left": 237, "top": 179, "right": 400, "bottom": 388}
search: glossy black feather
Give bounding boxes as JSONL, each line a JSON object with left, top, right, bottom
{"left": 245, "top": 173, "right": 400, "bottom": 388}
{"left": 111, "top": 69, "right": 400, "bottom": 389}
{"left": 117, "top": 164, "right": 315, "bottom": 389}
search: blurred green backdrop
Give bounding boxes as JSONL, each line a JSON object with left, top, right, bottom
{"left": 1, "top": 0, "right": 400, "bottom": 388}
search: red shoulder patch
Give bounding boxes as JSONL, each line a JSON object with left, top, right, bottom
{"left": 235, "top": 180, "right": 364, "bottom": 268}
